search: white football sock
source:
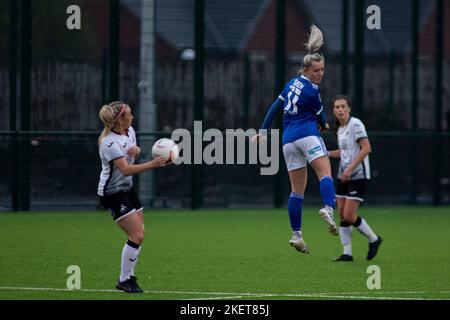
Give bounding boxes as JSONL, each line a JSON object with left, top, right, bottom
{"left": 356, "top": 218, "right": 378, "bottom": 243}
{"left": 119, "top": 242, "right": 140, "bottom": 282}
{"left": 339, "top": 225, "right": 353, "bottom": 256}
{"left": 130, "top": 247, "right": 141, "bottom": 277}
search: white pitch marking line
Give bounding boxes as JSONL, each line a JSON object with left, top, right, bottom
{"left": 319, "top": 290, "right": 450, "bottom": 295}
{"left": 0, "top": 286, "right": 449, "bottom": 300}
{"left": 186, "top": 296, "right": 247, "bottom": 300}
{"left": 0, "top": 287, "right": 120, "bottom": 293}
{"left": 193, "top": 293, "right": 437, "bottom": 300}
{"left": 143, "top": 289, "right": 450, "bottom": 298}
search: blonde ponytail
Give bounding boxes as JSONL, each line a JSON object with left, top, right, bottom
{"left": 305, "top": 25, "right": 324, "bottom": 53}
{"left": 302, "top": 25, "right": 325, "bottom": 69}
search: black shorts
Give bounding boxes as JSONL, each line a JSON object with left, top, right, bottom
{"left": 336, "top": 179, "right": 367, "bottom": 202}
{"left": 98, "top": 188, "right": 143, "bottom": 222}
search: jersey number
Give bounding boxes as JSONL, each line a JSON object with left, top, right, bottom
{"left": 284, "top": 88, "right": 300, "bottom": 115}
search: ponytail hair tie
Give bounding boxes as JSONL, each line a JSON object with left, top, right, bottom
{"left": 114, "top": 104, "right": 126, "bottom": 121}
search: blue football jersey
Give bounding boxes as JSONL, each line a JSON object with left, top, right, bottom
{"left": 279, "top": 75, "right": 325, "bottom": 144}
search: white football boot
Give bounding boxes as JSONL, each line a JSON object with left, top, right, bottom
{"left": 319, "top": 206, "right": 339, "bottom": 236}
{"left": 289, "top": 231, "right": 309, "bottom": 254}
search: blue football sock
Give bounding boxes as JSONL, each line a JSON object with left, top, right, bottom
{"left": 288, "top": 192, "right": 303, "bottom": 231}
{"left": 319, "top": 176, "right": 336, "bottom": 209}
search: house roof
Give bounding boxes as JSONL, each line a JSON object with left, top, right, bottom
{"left": 122, "top": 0, "right": 438, "bottom": 56}
{"left": 302, "top": 0, "right": 434, "bottom": 55}
{"left": 122, "top": 0, "right": 266, "bottom": 51}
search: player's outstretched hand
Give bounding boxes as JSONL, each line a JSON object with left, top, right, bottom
{"left": 319, "top": 122, "right": 330, "bottom": 132}
{"left": 150, "top": 156, "right": 167, "bottom": 168}
{"left": 250, "top": 133, "right": 267, "bottom": 144}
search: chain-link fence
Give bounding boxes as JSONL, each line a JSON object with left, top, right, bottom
{"left": 0, "top": 0, "right": 449, "bottom": 210}
{"left": 0, "top": 131, "right": 448, "bottom": 211}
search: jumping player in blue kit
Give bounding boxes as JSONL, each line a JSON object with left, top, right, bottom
{"left": 254, "top": 25, "right": 338, "bottom": 254}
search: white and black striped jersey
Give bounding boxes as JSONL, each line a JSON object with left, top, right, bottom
{"left": 337, "top": 117, "right": 371, "bottom": 180}
{"left": 97, "top": 127, "right": 137, "bottom": 196}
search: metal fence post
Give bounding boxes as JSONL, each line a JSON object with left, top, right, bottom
{"left": 388, "top": 50, "right": 396, "bottom": 114}
{"left": 410, "top": 0, "right": 419, "bottom": 204}
{"left": 19, "top": 0, "right": 31, "bottom": 211}
{"left": 109, "top": 0, "right": 120, "bottom": 101}
{"left": 102, "top": 49, "right": 108, "bottom": 103}
{"left": 192, "top": 0, "right": 204, "bottom": 209}
{"left": 10, "top": 0, "right": 18, "bottom": 211}
{"left": 341, "top": 0, "right": 349, "bottom": 95}
{"left": 433, "top": 0, "right": 443, "bottom": 206}
{"left": 274, "top": 0, "right": 286, "bottom": 208}
{"left": 138, "top": 0, "right": 157, "bottom": 207}
{"left": 353, "top": 0, "right": 365, "bottom": 121}
{"left": 242, "top": 54, "right": 250, "bottom": 129}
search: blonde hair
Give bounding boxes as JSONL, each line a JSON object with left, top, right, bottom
{"left": 98, "top": 101, "right": 127, "bottom": 145}
{"left": 302, "top": 25, "right": 325, "bottom": 69}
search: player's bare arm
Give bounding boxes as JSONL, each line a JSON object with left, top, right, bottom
{"left": 113, "top": 156, "right": 166, "bottom": 176}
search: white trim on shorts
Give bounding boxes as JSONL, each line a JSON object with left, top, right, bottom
{"left": 336, "top": 195, "right": 364, "bottom": 202}
{"left": 346, "top": 196, "right": 364, "bottom": 202}
{"left": 115, "top": 209, "right": 137, "bottom": 222}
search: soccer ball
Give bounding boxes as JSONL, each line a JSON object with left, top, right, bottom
{"left": 151, "top": 138, "right": 179, "bottom": 163}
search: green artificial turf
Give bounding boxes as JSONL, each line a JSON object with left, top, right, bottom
{"left": 0, "top": 207, "right": 449, "bottom": 300}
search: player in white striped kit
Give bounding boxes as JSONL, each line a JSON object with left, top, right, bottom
{"left": 329, "top": 95, "right": 382, "bottom": 261}
{"left": 98, "top": 101, "right": 167, "bottom": 292}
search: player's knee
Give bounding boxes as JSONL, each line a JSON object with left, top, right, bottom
{"left": 138, "top": 229, "right": 145, "bottom": 243}
{"left": 318, "top": 164, "right": 332, "bottom": 178}
{"left": 343, "top": 213, "right": 357, "bottom": 224}
{"left": 132, "top": 229, "right": 145, "bottom": 244}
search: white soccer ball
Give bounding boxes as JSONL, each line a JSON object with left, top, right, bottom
{"left": 151, "top": 138, "right": 179, "bottom": 163}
